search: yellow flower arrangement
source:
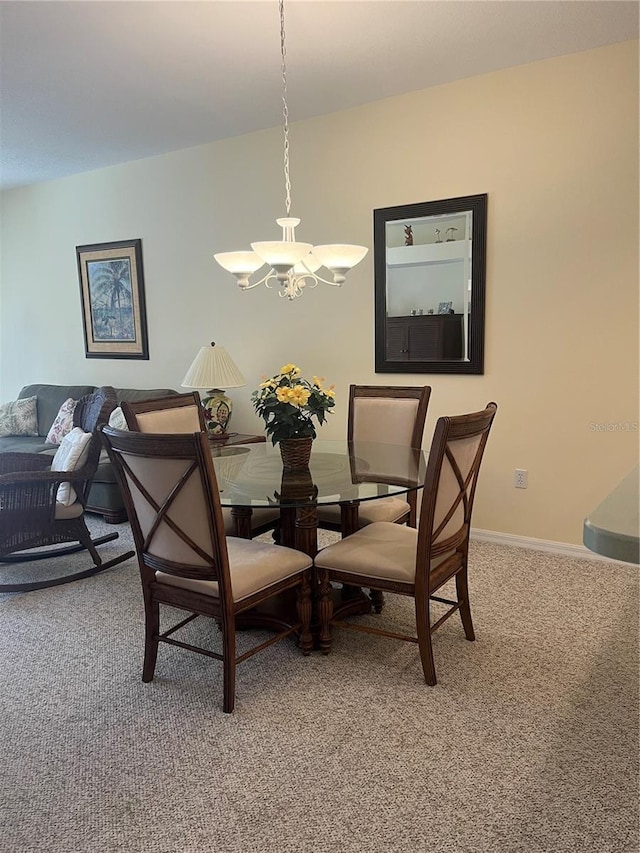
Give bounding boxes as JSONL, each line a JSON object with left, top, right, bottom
{"left": 252, "top": 363, "right": 336, "bottom": 444}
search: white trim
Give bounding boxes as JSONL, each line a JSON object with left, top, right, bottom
{"left": 470, "top": 528, "right": 633, "bottom": 565}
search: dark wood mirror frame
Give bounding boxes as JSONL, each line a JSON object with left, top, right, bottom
{"left": 374, "top": 194, "right": 487, "bottom": 375}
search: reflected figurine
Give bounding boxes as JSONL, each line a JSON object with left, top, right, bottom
{"left": 404, "top": 225, "right": 413, "bottom": 246}
{"left": 434, "top": 228, "right": 442, "bottom": 243}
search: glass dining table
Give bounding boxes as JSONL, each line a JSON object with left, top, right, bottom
{"left": 211, "top": 438, "right": 428, "bottom": 629}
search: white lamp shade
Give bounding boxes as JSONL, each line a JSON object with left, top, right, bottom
{"left": 312, "top": 244, "right": 368, "bottom": 272}
{"left": 250, "top": 240, "right": 313, "bottom": 273}
{"left": 214, "top": 251, "right": 265, "bottom": 275}
{"left": 181, "top": 343, "right": 246, "bottom": 390}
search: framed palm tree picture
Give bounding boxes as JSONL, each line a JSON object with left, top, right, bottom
{"left": 76, "top": 239, "right": 149, "bottom": 359}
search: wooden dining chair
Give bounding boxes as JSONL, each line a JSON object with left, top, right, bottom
{"left": 121, "top": 391, "right": 207, "bottom": 433}
{"left": 315, "top": 402, "right": 497, "bottom": 686}
{"left": 122, "top": 393, "right": 279, "bottom": 538}
{"left": 316, "top": 385, "right": 431, "bottom": 533}
{"left": 100, "top": 426, "right": 313, "bottom": 713}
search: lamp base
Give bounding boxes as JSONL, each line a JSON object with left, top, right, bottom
{"left": 202, "top": 389, "right": 233, "bottom": 437}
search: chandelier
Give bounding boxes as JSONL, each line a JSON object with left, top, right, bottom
{"left": 214, "top": 0, "right": 368, "bottom": 300}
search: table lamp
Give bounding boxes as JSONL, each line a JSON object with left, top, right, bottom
{"left": 181, "top": 341, "right": 246, "bottom": 438}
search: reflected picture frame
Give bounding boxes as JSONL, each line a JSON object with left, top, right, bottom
{"left": 76, "top": 239, "right": 149, "bottom": 360}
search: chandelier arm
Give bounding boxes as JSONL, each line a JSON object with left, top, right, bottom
{"left": 241, "top": 271, "right": 276, "bottom": 290}
{"left": 263, "top": 271, "right": 286, "bottom": 290}
{"left": 307, "top": 272, "right": 342, "bottom": 287}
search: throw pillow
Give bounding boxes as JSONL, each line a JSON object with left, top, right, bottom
{"left": 108, "top": 406, "right": 128, "bottom": 431}
{"left": 51, "top": 427, "right": 93, "bottom": 506}
{"left": 45, "top": 397, "right": 77, "bottom": 445}
{"left": 0, "top": 396, "right": 39, "bottom": 437}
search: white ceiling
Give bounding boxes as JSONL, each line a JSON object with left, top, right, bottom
{"left": 1, "top": 0, "right": 638, "bottom": 191}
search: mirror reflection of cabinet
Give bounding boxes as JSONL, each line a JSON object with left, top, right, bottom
{"left": 374, "top": 194, "right": 487, "bottom": 375}
{"left": 387, "top": 314, "right": 464, "bottom": 361}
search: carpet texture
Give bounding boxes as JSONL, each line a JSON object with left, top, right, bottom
{"left": 0, "top": 517, "right": 638, "bottom": 853}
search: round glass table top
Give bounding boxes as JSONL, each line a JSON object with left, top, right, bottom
{"left": 211, "top": 439, "right": 427, "bottom": 509}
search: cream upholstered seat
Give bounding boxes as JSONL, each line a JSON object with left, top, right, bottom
{"left": 316, "top": 385, "right": 431, "bottom": 532}
{"left": 100, "top": 427, "right": 313, "bottom": 714}
{"left": 122, "top": 392, "right": 279, "bottom": 538}
{"left": 315, "top": 403, "right": 497, "bottom": 686}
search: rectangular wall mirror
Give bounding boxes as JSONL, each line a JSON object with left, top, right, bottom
{"left": 374, "top": 194, "right": 487, "bottom": 374}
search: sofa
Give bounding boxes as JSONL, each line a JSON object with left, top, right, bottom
{"left": 1, "top": 384, "right": 177, "bottom": 523}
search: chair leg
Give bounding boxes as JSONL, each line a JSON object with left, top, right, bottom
{"left": 142, "top": 596, "right": 160, "bottom": 682}
{"left": 296, "top": 571, "right": 313, "bottom": 655}
{"left": 455, "top": 566, "right": 475, "bottom": 641}
{"left": 415, "top": 595, "right": 437, "bottom": 686}
{"left": 370, "top": 589, "right": 385, "bottom": 613}
{"left": 222, "top": 619, "right": 236, "bottom": 714}
{"left": 407, "top": 492, "right": 418, "bottom": 528}
{"left": 76, "top": 518, "right": 105, "bottom": 567}
{"left": 317, "top": 568, "right": 334, "bottom": 655}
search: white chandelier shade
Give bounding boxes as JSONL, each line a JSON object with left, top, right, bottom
{"left": 213, "top": 2, "right": 368, "bottom": 301}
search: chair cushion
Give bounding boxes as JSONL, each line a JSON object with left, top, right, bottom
{"left": 54, "top": 501, "right": 84, "bottom": 520}
{"left": 155, "top": 537, "right": 311, "bottom": 602}
{"left": 45, "top": 397, "right": 78, "bottom": 444}
{"left": 134, "top": 407, "right": 201, "bottom": 433}
{"left": 316, "top": 522, "right": 456, "bottom": 585}
{"left": 317, "top": 496, "right": 411, "bottom": 528}
{"left": 51, "top": 427, "right": 92, "bottom": 505}
{"left": 315, "top": 522, "right": 419, "bottom": 583}
{"left": 0, "top": 396, "right": 39, "bottom": 437}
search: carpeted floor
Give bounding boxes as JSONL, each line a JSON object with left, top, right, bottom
{"left": 0, "top": 517, "right": 638, "bottom": 853}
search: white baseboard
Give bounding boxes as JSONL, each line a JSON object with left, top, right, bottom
{"left": 470, "top": 528, "right": 630, "bottom": 565}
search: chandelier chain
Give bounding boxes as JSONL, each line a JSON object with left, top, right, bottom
{"left": 279, "top": 0, "right": 291, "bottom": 216}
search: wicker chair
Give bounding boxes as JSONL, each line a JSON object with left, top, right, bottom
{"left": 0, "top": 386, "right": 134, "bottom": 592}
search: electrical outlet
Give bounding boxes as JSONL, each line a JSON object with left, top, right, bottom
{"left": 514, "top": 469, "right": 528, "bottom": 489}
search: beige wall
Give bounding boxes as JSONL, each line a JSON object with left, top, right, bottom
{"left": 1, "top": 41, "right": 638, "bottom": 546}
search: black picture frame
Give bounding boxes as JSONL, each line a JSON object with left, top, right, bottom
{"left": 76, "top": 239, "right": 149, "bottom": 360}
{"left": 374, "top": 194, "right": 487, "bottom": 375}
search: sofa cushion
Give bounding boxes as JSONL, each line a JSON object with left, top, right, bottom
{"left": 19, "top": 384, "right": 96, "bottom": 436}
{"left": 46, "top": 397, "right": 78, "bottom": 444}
{"left": 0, "top": 436, "right": 57, "bottom": 454}
{"left": 108, "top": 407, "right": 128, "bottom": 430}
{"left": 0, "top": 396, "right": 39, "bottom": 437}
{"left": 93, "top": 450, "right": 119, "bottom": 484}
{"left": 51, "top": 427, "right": 92, "bottom": 506}
{"left": 115, "top": 388, "right": 177, "bottom": 404}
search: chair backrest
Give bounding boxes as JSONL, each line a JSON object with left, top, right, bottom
{"left": 72, "top": 385, "right": 118, "bottom": 505}
{"left": 122, "top": 392, "right": 206, "bottom": 434}
{"left": 417, "top": 403, "right": 497, "bottom": 578}
{"left": 348, "top": 385, "right": 431, "bottom": 448}
{"left": 100, "top": 426, "right": 233, "bottom": 601}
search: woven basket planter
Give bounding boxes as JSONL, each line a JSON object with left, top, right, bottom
{"left": 278, "top": 437, "right": 313, "bottom": 471}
